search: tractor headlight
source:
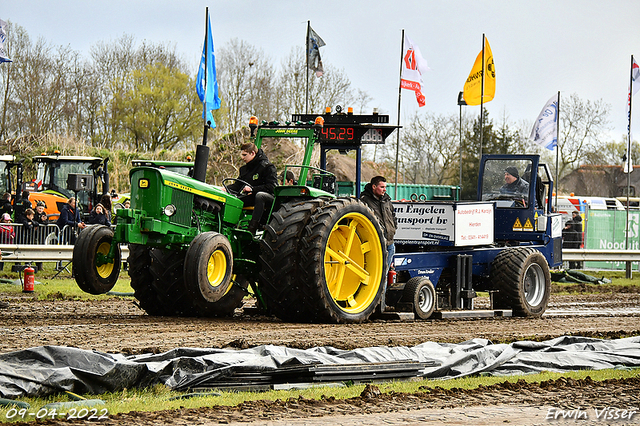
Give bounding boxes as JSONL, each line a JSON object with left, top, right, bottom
{"left": 163, "top": 204, "right": 177, "bottom": 217}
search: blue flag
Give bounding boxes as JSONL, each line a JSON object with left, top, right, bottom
{"left": 196, "top": 14, "right": 220, "bottom": 128}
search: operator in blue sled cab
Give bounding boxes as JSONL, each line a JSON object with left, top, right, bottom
{"left": 500, "top": 166, "right": 529, "bottom": 201}
{"left": 226, "top": 142, "right": 278, "bottom": 234}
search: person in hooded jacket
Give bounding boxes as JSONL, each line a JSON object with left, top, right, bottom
{"left": 0, "top": 192, "right": 12, "bottom": 218}
{"left": 226, "top": 142, "right": 278, "bottom": 233}
{"left": 360, "top": 176, "right": 397, "bottom": 272}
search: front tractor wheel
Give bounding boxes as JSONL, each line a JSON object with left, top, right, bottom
{"left": 73, "top": 225, "right": 121, "bottom": 295}
{"left": 300, "top": 198, "right": 387, "bottom": 323}
{"left": 491, "top": 247, "right": 551, "bottom": 317}
{"left": 184, "top": 232, "right": 234, "bottom": 312}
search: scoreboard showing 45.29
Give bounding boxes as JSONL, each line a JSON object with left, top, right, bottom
{"left": 318, "top": 126, "right": 386, "bottom": 144}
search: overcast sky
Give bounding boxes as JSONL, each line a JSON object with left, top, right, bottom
{"left": 4, "top": 0, "right": 640, "bottom": 141}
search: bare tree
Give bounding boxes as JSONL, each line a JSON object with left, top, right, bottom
{"left": 398, "top": 111, "right": 470, "bottom": 185}
{"left": 558, "top": 93, "right": 610, "bottom": 177}
{"left": 217, "top": 39, "right": 274, "bottom": 132}
{"left": 277, "top": 47, "right": 360, "bottom": 119}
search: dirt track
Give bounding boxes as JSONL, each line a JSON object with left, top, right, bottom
{"left": 1, "top": 287, "right": 639, "bottom": 354}
{"left": 1, "top": 286, "right": 640, "bottom": 424}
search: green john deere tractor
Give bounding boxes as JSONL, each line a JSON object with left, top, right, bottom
{"left": 73, "top": 112, "right": 399, "bottom": 323}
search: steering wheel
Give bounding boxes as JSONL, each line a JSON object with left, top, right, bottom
{"left": 222, "top": 178, "right": 253, "bottom": 197}
{"left": 486, "top": 193, "right": 526, "bottom": 207}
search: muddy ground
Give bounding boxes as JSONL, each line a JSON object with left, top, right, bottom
{"left": 1, "top": 285, "right": 640, "bottom": 424}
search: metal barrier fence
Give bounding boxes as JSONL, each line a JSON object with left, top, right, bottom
{"left": 0, "top": 223, "right": 77, "bottom": 246}
{"left": 0, "top": 224, "right": 128, "bottom": 264}
{"left": 0, "top": 223, "right": 637, "bottom": 271}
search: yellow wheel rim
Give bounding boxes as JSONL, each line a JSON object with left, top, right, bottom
{"left": 96, "top": 242, "right": 114, "bottom": 278}
{"left": 206, "top": 249, "right": 228, "bottom": 289}
{"left": 323, "top": 212, "right": 384, "bottom": 314}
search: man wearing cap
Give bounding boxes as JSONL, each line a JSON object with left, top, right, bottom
{"left": 500, "top": 166, "right": 529, "bottom": 200}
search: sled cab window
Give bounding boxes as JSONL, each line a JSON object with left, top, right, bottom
{"left": 481, "top": 159, "right": 533, "bottom": 208}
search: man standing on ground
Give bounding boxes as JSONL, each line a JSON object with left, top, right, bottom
{"left": 360, "top": 176, "right": 397, "bottom": 272}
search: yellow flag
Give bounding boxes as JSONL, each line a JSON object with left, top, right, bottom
{"left": 463, "top": 37, "right": 495, "bottom": 106}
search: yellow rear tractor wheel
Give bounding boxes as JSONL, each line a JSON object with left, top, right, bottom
{"left": 299, "top": 198, "right": 387, "bottom": 323}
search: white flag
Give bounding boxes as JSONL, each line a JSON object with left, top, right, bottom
{"left": 0, "top": 19, "right": 11, "bottom": 63}
{"left": 624, "top": 58, "right": 640, "bottom": 173}
{"left": 400, "top": 34, "right": 430, "bottom": 107}
{"left": 307, "top": 26, "right": 325, "bottom": 77}
{"left": 529, "top": 95, "right": 558, "bottom": 150}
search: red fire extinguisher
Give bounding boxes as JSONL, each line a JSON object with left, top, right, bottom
{"left": 23, "top": 266, "right": 35, "bottom": 293}
{"left": 387, "top": 266, "right": 397, "bottom": 285}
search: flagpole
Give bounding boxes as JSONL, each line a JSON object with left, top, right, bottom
{"left": 626, "top": 55, "right": 634, "bottom": 262}
{"left": 305, "top": 21, "right": 310, "bottom": 114}
{"left": 201, "top": 7, "right": 210, "bottom": 146}
{"left": 555, "top": 91, "right": 560, "bottom": 209}
{"left": 478, "top": 33, "right": 485, "bottom": 169}
{"left": 394, "top": 29, "right": 405, "bottom": 201}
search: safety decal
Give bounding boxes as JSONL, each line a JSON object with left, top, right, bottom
{"left": 523, "top": 218, "right": 534, "bottom": 231}
{"left": 512, "top": 217, "right": 523, "bottom": 231}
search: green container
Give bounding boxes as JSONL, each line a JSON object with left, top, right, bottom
{"left": 336, "top": 182, "right": 459, "bottom": 201}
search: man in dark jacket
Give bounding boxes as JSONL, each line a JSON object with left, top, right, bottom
{"left": 360, "top": 176, "right": 397, "bottom": 272}
{"left": 13, "top": 190, "right": 32, "bottom": 224}
{"left": 0, "top": 192, "right": 12, "bottom": 218}
{"left": 56, "top": 197, "right": 86, "bottom": 243}
{"left": 500, "top": 166, "right": 530, "bottom": 205}
{"left": 227, "top": 142, "right": 278, "bottom": 233}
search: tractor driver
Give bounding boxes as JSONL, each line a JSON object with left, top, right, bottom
{"left": 227, "top": 142, "right": 278, "bottom": 234}
{"left": 500, "top": 166, "right": 529, "bottom": 204}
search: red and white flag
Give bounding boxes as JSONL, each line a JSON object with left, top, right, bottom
{"left": 400, "top": 34, "right": 430, "bottom": 107}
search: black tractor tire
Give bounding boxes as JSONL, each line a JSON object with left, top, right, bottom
{"left": 196, "top": 274, "right": 250, "bottom": 317}
{"left": 130, "top": 248, "right": 195, "bottom": 316}
{"left": 491, "top": 247, "right": 551, "bottom": 317}
{"left": 298, "top": 198, "right": 387, "bottom": 324}
{"left": 258, "top": 198, "right": 327, "bottom": 322}
{"left": 73, "top": 225, "right": 121, "bottom": 295}
{"left": 128, "top": 244, "right": 170, "bottom": 316}
{"left": 402, "top": 276, "right": 436, "bottom": 320}
{"left": 183, "top": 232, "right": 234, "bottom": 309}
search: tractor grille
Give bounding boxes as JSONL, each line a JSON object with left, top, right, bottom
{"left": 170, "top": 189, "right": 193, "bottom": 226}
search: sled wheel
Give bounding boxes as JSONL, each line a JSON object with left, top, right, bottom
{"left": 300, "top": 198, "right": 386, "bottom": 323}
{"left": 184, "top": 232, "right": 233, "bottom": 309}
{"left": 258, "top": 198, "right": 327, "bottom": 321}
{"left": 403, "top": 276, "right": 436, "bottom": 320}
{"left": 491, "top": 247, "right": 551, "bottom": 317}
{"left": 73, "top": 225, "right": 121, "bottom": 295}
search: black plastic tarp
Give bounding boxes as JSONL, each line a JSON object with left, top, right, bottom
{"left": 1, "top": 335, "right": 640, "bottom": 398}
